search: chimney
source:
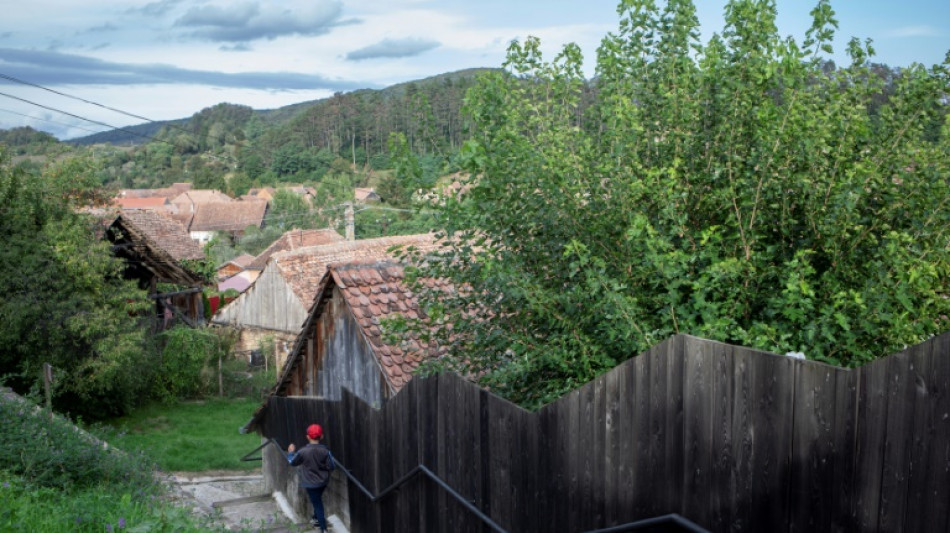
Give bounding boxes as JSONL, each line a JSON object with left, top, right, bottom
{"left": 344, "top": 202, "right": 355, "bottom": 241}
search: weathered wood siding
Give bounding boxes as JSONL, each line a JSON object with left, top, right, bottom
{"left": 213, "top": 264, "right": 307, "bottom": 332}
{"left": 313, "top": 288, "right": 390, "bottom": 406}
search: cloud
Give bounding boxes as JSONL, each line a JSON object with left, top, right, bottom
{"left": 346, "top": 37, "right": 440, "bottom": 61}
{"left": 81, "top": 23, "right": 119, "bottom": 35}
{"left": 0, "top": 48, "right": 370, "bottom": 91}
{"left": 174, "top": 0, "right": 346, "bottom": 43}
{"left": 220, "top": 43, "right": 253, "bottom": 52}
{"left": 126, "top": 0, "right": 187, "bottom": 18}
{"left": 886, "top": 26, "right": 940, "bottom": 38}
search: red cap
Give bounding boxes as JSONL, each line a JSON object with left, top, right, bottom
{"left": 306, "top": 424, "right": 323, "bottom": 440}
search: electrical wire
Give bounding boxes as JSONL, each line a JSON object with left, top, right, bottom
{"left": 0, "top": 89, "right": 162, "bottom": 144}
{"left": 0, "top": 73, "right": 156, "bottom": 124}
{"left": 0, "top": 107, "right": 106, "bottom": 135}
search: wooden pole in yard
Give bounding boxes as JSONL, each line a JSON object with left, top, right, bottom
{"left": 43, "top": 363, "right": 53, "bottom": 420}
{"left": 218, "top": 354, "right": 224, "bottom": 397}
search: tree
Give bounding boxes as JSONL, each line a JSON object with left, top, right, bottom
{"left": 402, "top": 0, "right": 950, "bottom": 408}
{"left": 0, "top": 153, "right": 154, "bottom": 417}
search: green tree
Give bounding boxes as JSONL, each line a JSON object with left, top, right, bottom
{"left": 0, "top": 153, "right": 154, "bottom": 417}
{"left": 266, "top": 188, "right": 314, "bottom": 230}
{"left": 402, "top": 0, "right": 950, "bottom": 408}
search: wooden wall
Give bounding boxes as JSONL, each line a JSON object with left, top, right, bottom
{"left": 258, "top": 333, "right": 950, "bottom": 533}
{"left": 213, "top": 264, "right": 307, "bottom": 332}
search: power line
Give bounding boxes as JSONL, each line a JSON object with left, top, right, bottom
{"left": 0, "top": 73, "right": 156, "bottom": 124}
{"left": 0, "top": 72, "right": 257, "bottom": 163}
{"left": 0, "top": 106, "right": 106, "bottom": 135}
{"left": 0, "top": 89, "right": 160, "bottom": 144}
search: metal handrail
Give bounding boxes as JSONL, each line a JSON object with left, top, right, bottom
{"left": 242, "top": 438, "right": 708, "bottom": 533}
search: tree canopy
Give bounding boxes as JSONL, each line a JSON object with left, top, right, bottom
{"left": 403, "top": 0, "right": 950, "bottom": 408}
{"left": 0, "top": 153, "right": 154, "bottom": 417}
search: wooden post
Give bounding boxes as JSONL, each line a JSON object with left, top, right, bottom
{"left": 218, "top": 354, "right": 224, "bottom": 397}
{"left": 43, "top": 363, "right": 53, "bottom": 420}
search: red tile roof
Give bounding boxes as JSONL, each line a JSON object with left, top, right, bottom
{"left": 328, "top": 260, "right": 447, "bottom": 392}
{"left": 189, "top": 200, "right": 267, "bottom": 232}
{"left": 248, "top": 228, "right": 345, "bottom": 271}
{"left": 116, "top": 209, "right": 204, "bottom": 260}
{"left": 114, "top": 197, "right": 169, "bottom": 209}
{"left": 271, "top": 233, "right": 441, "bottom": 305}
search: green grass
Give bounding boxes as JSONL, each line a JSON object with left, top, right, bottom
{"left": 0, "top": 472, "right": 229, "bottom": 532}
{"left": 102, "top": 397, "right": 263, "bottom": 472}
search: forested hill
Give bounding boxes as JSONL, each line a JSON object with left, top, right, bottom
{"left": 66, "top": 67, "right": 497, "bottom": 149}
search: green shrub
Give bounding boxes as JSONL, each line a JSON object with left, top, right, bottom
{"left": 153, "top": 327, "right": 231, "bottom": 401}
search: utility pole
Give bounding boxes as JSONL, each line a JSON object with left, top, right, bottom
{"left": 344, "top": 202, "right": 355, "bottom": 241}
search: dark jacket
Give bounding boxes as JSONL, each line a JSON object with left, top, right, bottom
{"left": 287, "top": 443, "right": 334, "bottom": 488}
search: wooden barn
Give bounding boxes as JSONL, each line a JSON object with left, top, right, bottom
{"left": 212, "top": 233, "right": 439, "bottom": 364}
{"left": 274, "top": 259, "right": 447, "bottom": 405}
{"left": 244, "top": 259, "right": 450, "bottom": 528}
{"left": 106, "top": 209, "right": 207, "bottom": 328}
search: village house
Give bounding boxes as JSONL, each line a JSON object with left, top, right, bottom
{"left": 186, "top": 199, "right": 268, "bottom": 244}
{"left": 212, "top": 233, "right": 439, "bottom": 367}
{"left": 271, "top": 259, "right": 447, "bottom": 406}
{"left": 105, "top": 209, "right": 207, "bottom": 328}
{"left": 242, "top": 228, "right": 346, "bottom": 284}
{"left": 216, "top": 253, "right": 255, "bottom": 281}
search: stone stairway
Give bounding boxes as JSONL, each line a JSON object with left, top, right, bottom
{"left": 169, "top": 473, "right": 347, "bottom": 532}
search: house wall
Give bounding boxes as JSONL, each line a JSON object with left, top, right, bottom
{"left": 213, "top": 265, "right": 307, "bottom": 333}
{"left": 223, "top": 325, "right": 296, "bottom": 369}
{"left": 190, "top": 230, "right": 214, "bottom": 244}
{"left": 287, "top": 288, "right": 390, "bottom": 406}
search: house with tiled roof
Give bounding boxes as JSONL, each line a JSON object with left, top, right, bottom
{"left": 354, "top": 187, "right": 380, "bottom": 203}
{"left": 188, "top": 199, "right": 268, "bottom": 244}
{"left": 270, "top": 260, "right": 447, "bottom": 405}
{"left": 212, "top": 233, "right": 439, "bottom": 365}
{"left": 113, "top": 196, "right": 172, "bottom": 211}
{"left": 246, "top": 228, "right": 345, "bottom": 273}
{"left": 216, "top": 253, "right": 255, "bottom": 281}
{"left": 106, "top": 209, "right": 206, "bottom": 328}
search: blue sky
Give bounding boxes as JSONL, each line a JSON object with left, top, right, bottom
{"left": 1, "top": 0, "right": 947, "bottom": 140}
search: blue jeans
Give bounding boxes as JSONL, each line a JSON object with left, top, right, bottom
{"left": 305, "top": 485, "right": 327, "bottom": 530}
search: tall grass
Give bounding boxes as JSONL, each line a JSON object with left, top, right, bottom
{"left": 0, "top": 392, "right": 231, "bottom": 532}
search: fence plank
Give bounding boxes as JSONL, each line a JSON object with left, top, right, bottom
{"left": 603, "top": 363, "right": 622, "bottom": 527}
{"left": 790, "top": 361, "right": 837, "bottom": 533}
{"left": 709, "top": 342, "right": 735, "bottom": 532}
{"left": 923, "top": 332, "right": 950, "bottom": 533}
{"left": 665, "top": 335, "right": 686, "bottom": 521}
{"left": 878, "top": 350, "right": 916, "bottom": 531}
{"left": 854, "top": 357, "right": 889, "bottom": 531}
{"left": 831, "top": 368, "right": 857, "bottom": 533}
{"left": 648, "top": 342, "right": 670, "bottom": 514}
{"left": 682, "top": 336, "right": 713, "bottom": 528}
{"left": 750, "top": 353, "right": 794, "bottom": 531}
{"left": 729, "top": 345, "right": 756, "bottom": 531}
{"left": 902, "top": 338, "right": 934, "bottom": 533}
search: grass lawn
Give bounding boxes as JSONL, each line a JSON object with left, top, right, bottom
{"left": 102, "top": 397, "right": 264, "bottom": 472}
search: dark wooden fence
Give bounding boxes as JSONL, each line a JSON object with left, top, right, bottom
{"left": 258, "top": 333, "right": 950, "bottom": 532}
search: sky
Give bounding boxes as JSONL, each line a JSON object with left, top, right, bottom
{"left": 1, "top": 0, "right": 947, "bottom": 140}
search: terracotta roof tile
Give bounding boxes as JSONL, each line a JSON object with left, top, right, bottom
{"left": 324, "top": 260, "right": 452, "bottom": 394}
{"left": 248, "top": 228, "right": 345, "bottom": 270}
{"left": 189, "top": 200, "right": 267, "bottom": 233}
{"left": 271, "top": 233, "right": 440, "bottom": 305}
{"left": 117, "top": 209, "right": 204, "bottom": 260}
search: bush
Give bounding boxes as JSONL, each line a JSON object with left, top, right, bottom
{"left": 153, "top": 327, "right": 232, "bottom": 401}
